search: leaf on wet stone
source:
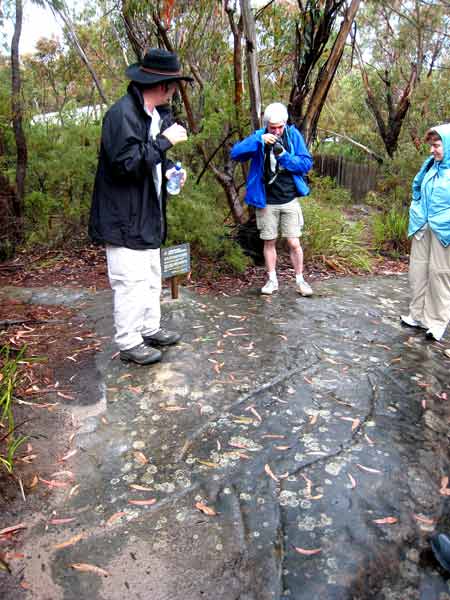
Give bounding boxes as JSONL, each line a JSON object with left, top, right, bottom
{"left": 58, "top": 448, "right": 78, "bottom": 462}
{"left": 29, "top": 475, "right": 39, "bottom": 488}
{"left": 195, "top": 502, "right": 217, "bottom": 516}
{"left": 106, "top": 512, "right": 126, "bottom": 526}
{"left": 249, "top": 407, "right": 262, "bottom": 422}
{"left": 413, "top": 514, "right": 435, "bottom": 525}
{"left": 54, "top": 533, "right": 86, "bottom": 549}
{"left": 0, "top": 523, "right": 27, "bottom": 537}
{"left": 129, "top": 484, "right": 153, "bottom": 491}
{"left": 39, "top": 477, "right": 69, "bottom": 489}
{"left": 373, "top": 517, "right": 397, "bottom": 524}
{"left": 294, "top": 546, "right": 322, "bottom": 556}
{"left": 232, "top": 416, "right": 255, "bottom": 425}
{"left": 265, "top": 464, "right": 279, "bottom": 482}
{"left": 133, "top": 451, "right": 149, "bottom": 465}
{"left": 356, "top": 464, "right": 382, "bottom": 474}
{"left": 57, "top": 391, "right": 75, "bottom": 400}
{"left": 128, "top": 498, "right": 157, "bottom": 506}
{"left": 70, "top": 563, "right": 110, "bottom": 577}
{"left": 48, "top": 518, "right": 76, "bottom": 525}
{"left": 196, "top": 459, "right": 219, "bottom": 468}
{"left": 69, "top": 484, "right": 80, "bottom": 497}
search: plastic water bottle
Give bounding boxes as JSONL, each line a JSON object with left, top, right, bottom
{"left": 167, "top": 162, "right": 183, "bottom": 195}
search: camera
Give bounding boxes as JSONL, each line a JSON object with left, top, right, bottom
{"left": 272, "top": 136, "right": 284, "bottom": 156}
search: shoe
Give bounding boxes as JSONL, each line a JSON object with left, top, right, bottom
{"left": 425, "top": 328, "right": 444, "bottom": 342}
{"left": 143, "top": 328, "right": 181, "bottom": 347}
{"left": 400, "top": 314, "right": 426, "bottom": 329}
{"left": 297, "top": 280, "right": 313, "bottom": 297}
{"left": 431, "top": 533, "right": 450, "bottom": 572}
{"left": 120, "top": 343, "right": 162, "bottom": 365}
{"left": 261, "top": 279, "right": 278, "bottom": 295}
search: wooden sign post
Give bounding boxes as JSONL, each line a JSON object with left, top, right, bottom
{"left": 161, "top": 243, "right": 190, "bottom": 299}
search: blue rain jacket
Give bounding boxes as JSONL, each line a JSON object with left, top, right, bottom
{"left": 408, "top": 123, "right": 450, "bottom": 247}
{"left": 230, "top": 125, "right": 313, "bottom": 208}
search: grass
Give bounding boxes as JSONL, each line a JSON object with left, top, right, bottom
{"left": 0, "top": 345, "right": 28, "bottom": 473}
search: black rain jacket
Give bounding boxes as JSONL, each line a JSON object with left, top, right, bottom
{"left": 89, "top": 83, "right": 175, "bottom": 249}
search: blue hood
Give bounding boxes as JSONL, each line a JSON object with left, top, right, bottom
{"left": 430, "top": 123, "right": 450, "bottom": 168}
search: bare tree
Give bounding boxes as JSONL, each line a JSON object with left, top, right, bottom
{"left": 289, "top": 0, "right": 361, "bottom": 145}
{"left": 10, "top": 0, "right": 27, "bottom": 245}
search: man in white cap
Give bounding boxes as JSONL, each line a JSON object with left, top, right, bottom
{"left": 231, "top": 103, "right": 313, "bottom": 296}
{"left": 89, "top": 49, "right": 192, "bottom": 365}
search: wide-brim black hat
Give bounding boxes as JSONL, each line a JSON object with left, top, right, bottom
{"left": 126, "top": 48, "right": 193, "bottom": 85}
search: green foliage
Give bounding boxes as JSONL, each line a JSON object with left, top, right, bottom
{"left": 371, "top": 207, "right": 409, "bottom": 257}
{"left": 24, "top": 116, "right": 101, "bottom": 245}
{"left": 166, "top": 176, "right": 249, "bottom": 274}
{"left": 0, "top": 345, "right": 28, "bottom": 474}
{"left": 301, "top": 198, "right": 372, "bottom": 271}
{"left": 308, "top": 172, "right": 353, "bottom": 205}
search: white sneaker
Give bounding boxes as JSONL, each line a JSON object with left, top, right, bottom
{"left": 400, "top": 314, "right": 426, "bottom": 329}
{"left": 425, "top": 326, "right": 445, "bottom": 342}
{"left": 261, "top": 279, "right": 278, "bottom": 295}
{"left": 297, "top": 280, "right": 313, "bottom": 297}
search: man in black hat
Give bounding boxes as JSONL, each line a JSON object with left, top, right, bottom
{"left": 89, "top": 49, "right": 193, "bottom": 365}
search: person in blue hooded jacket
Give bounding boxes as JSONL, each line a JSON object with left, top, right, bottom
{"left": 231, "top": 103, "right": 313, "bottom": 296}
{"left": 401, "top": 123, "right": 450, "bottom": 341}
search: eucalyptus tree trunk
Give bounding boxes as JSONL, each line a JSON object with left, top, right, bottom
{"left": 47, "top": 0, "right": 109, "bottom": 105}
{"left": 240, "top": 0, "right": 261, "bottom": 130}
{"left": 11, "top": 0, "right": 27, "bottom": 245}
{"left": 301, "top": 0, "right": 361, "bottom": 145}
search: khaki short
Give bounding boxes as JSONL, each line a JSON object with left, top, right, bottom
{"left": 255, "top": 199, "right": 304, "bottom": 240}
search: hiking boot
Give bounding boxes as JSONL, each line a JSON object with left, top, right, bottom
{"left": 120, "top": 343, "right": 162, "bottom": 365}
{"left": 261, "top": 279, "right": 279, "bottom": 295}
{"left": 297, "top": 280, "right": 313, "bottom": 297}
{"left": 431, "top": 533, "right": 450, "bottom": 573}
{"left": 143, "top": 328, "right": 181, "bottom": 347}
{"left": 400, "top": 314, "right": 426, "bottom": 329}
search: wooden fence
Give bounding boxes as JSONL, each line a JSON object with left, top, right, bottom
{"left": 313, "top": 154, "right": 380, "bottom": 200}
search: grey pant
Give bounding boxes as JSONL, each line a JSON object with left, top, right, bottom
{"left": 409, "top": 227, "right": 450, "bottom": 339}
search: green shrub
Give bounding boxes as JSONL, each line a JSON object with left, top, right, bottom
{"left": 371, "top": 207, "right": 409, "bottom": 256}
{"left": 309, "top": 173, "right": 353, "bottom": 205}
{"left": 166, "top": 176, "right": 249, "bottom": 274}
{"left": 302, "top": 198, "right": 372, "bottom": 271}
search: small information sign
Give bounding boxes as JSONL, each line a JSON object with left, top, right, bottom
{"left": 161, "top": 243, "right": 190, "bottom": 280}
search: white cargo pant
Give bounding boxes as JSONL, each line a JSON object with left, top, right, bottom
{"left": 106, "top": 245, "right": 161, "bottom": 351}
{"left": 409, "top": 227, "right": 450, "bottom": 339}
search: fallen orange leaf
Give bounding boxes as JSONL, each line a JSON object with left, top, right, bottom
{"left": 54, "top": 533, "right": 85, "bottom": 549}
{"left": 294, "top": 546, "right": 322, "bottom": 556}
{"left": 356, "top": 464, "right": 382, "bottom": 475}
{"left": 48, "top": 518, "right": 76, "bottom": 525}
{"left": 0, "top": 523, "right": 27, "bottom": 537}
{"left": 133, "top": 451, "right": 149, "bottom": 465}
{"left": 373, "top": 517, "right": 397, "bottom": 524}
{"left": 70, "top": 563, "right": 109, "bottom": 577}
{"left": 106, "top": 512, "right": 126, "bottom": 526}
{"left": 265, "top": 464, "right": 279, "bottom": 482}
{"left": 128, "top": 498, "right": 157, "bottom": 506}
{"left": 413, "top": 514, "right": 435, "bottom": 525}
{"left": 195, "top": 502, "right": 217, "bottom": 516}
